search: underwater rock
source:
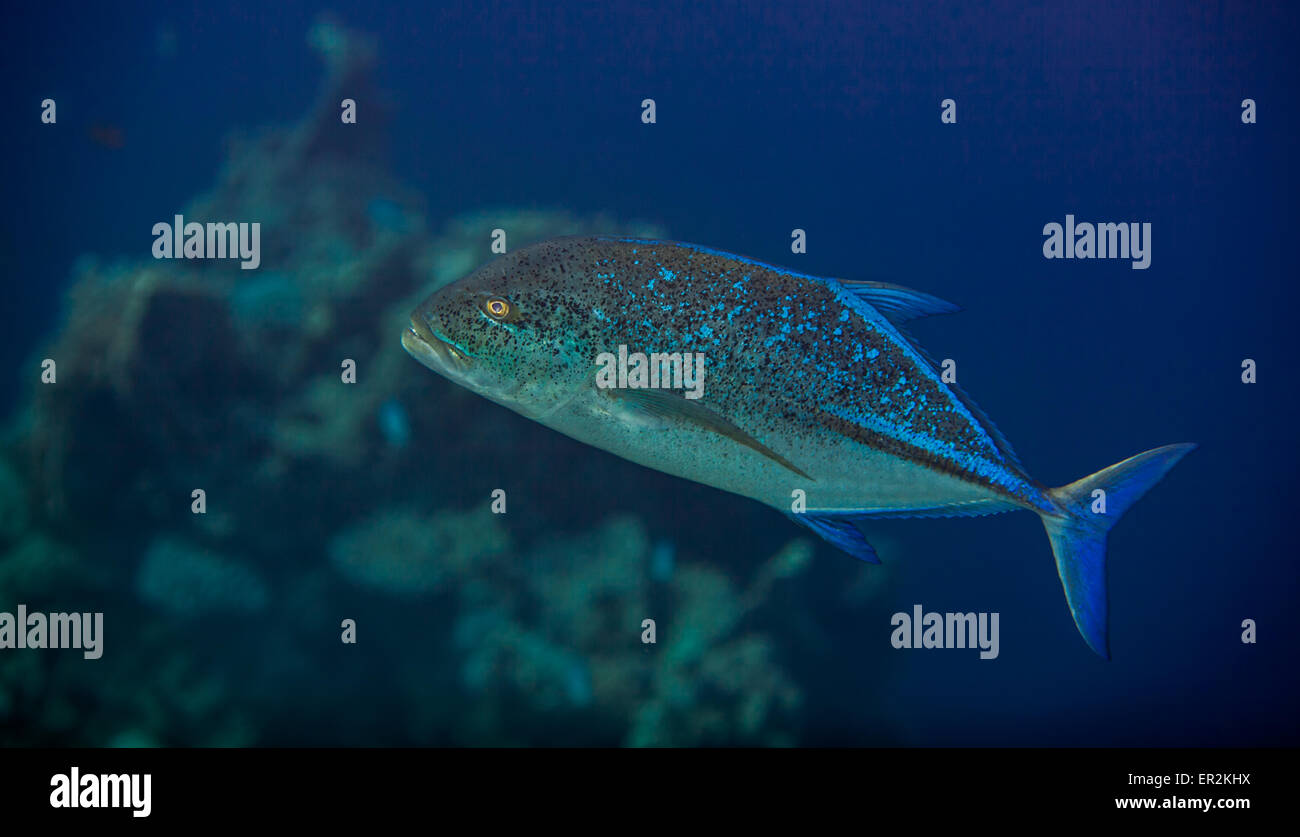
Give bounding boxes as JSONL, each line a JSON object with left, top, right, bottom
{"left": 106, "top": 729, "right": 161, "bottom": 748}
{"left": 627, "top": 633, "right": 801, "bottom": 747}
{"left": 458, "top": 621, "right": 593, "bottom": 712}
{"left": 744, "top": 536, "right": 815, "bottom": 605}
{"left": 0, "top": 532, "right": 89, "bottom": 600}
{"left": 0, "top": 613, "right": 254, "bottom": 746}
{"left": 429, "top": 514, "right": 805, "bottom": 746}
{"left": 328, "top": 506, "right": 510, "bottom": 595}
{"left": 307, "top": 15, "right": 376, "bottom": 84}
{"left": 136, "top": 536, "right": 270, "bottom": 615}
{"left": 531, "top": 515, "right": 651, "bottom": 650}
{"left": 23, "top": 264, "right": 262, "bottom": 528}
{"left": 0, "top": 458, "right": 29, "bottom": 544}
{"left": 228, "top": 272, "right": 304, "bottom": 330}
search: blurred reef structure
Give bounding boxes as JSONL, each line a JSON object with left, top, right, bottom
{"left": 0, "top": 19, "right": 895, "bottom": 746}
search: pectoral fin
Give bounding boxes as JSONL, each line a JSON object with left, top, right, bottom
{"left": 604, "top": 387, "right": 812, "bottom": 480}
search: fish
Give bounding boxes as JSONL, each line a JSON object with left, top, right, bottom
{"left": 402, "top": 236, "right": 1195, "bottom": 658}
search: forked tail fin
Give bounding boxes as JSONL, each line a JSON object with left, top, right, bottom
{"left": 1040, "top": 443, "right": 1197, "bottom": 659}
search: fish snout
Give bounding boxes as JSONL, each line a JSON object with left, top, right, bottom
{"left": 406, "top": 311, "right": 439, "bottom": 347}
{"left": 403, "top": 312, "right": 448, "bottom": 366}
{"left": 402, "top": 311, "right": 471, "bottom": 376}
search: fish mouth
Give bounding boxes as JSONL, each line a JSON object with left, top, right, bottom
{"left": 402, "top": 313, "right": 568, "bottom": 418}
{"left": 402, "top": 314, "right": 471, "bottom": 376}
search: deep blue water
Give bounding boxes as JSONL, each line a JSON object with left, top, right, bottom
{"left": 2, "top": 1, "right": 1297, "bottom": 746}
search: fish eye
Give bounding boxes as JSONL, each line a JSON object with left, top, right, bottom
{"left": 483, "top": 297, "right": 511, "bottom": 319}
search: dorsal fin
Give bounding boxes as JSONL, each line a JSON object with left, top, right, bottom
{"left": 834, "top": 279, "right": 961, "bottom": 325}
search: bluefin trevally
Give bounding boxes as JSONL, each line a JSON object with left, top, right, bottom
{"left": 402, "top": 236, "right": 1194, "bottom": 658}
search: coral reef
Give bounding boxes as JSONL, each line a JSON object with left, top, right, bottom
{"left": 0, "top": 459, "right": 28, "bottom": 544}
{"left": 136, "top": 536, "right": 270, "bottom": 616}
{"left": 328, "top": 507, "right": 510, "bottom": 595}
{"left": 0, "top": 17, "right": 895, "bottom": 746}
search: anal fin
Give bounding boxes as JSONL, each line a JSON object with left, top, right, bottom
{"left": 786, "top": 512, "right": 880, "bottom": 564}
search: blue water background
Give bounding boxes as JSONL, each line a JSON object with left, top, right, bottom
{"left": 2, "top": 1, "right": 1296, "bottom": 745}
